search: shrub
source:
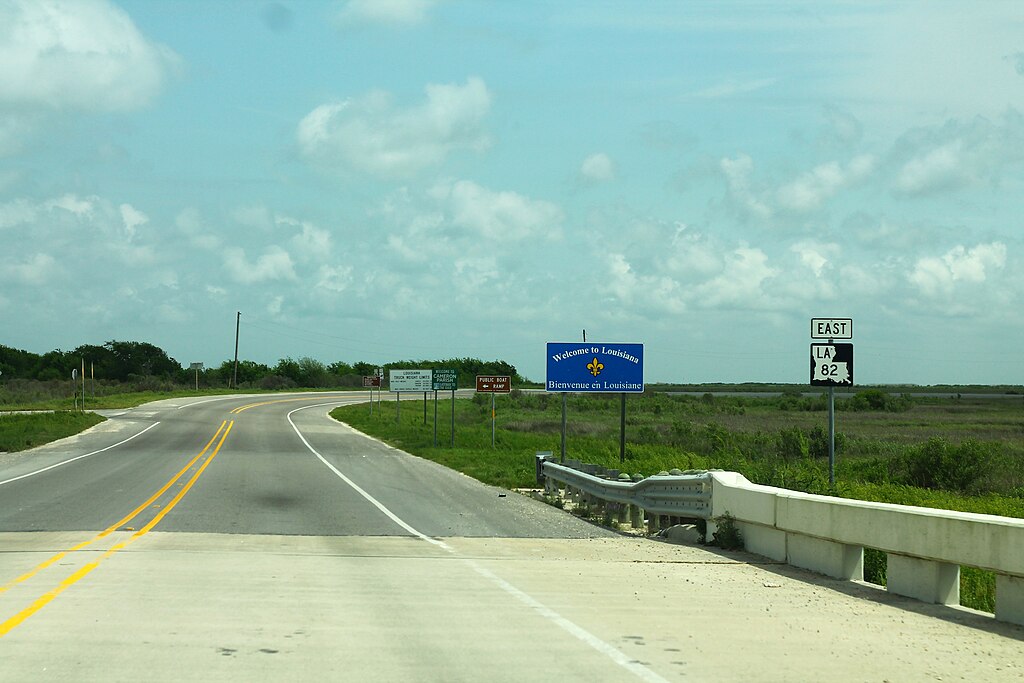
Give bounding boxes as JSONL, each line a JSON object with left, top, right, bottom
{"left": 808, "top": 425, "right": 846, "bottom": 459}
{"left": 845, "top": 389, "right": 913, "bottom": 412}
{"left": 777, "top": 427, "right": 809, "bottom": 461}
{"left": 901, "top": 438, "right": 995, "bottom": 493}
{"left": 711, "top": 513, "right": 743, "bottom": 550}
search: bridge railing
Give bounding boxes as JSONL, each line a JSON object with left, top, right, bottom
{"left": 536, "top": 454, "right": 1024, "bottom": 627}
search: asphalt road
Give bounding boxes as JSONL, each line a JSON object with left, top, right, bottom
{"left": 0, "top": 393, "right": 1021, "bottom": 682}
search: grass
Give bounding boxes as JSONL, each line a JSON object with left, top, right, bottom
{"left": 0, "top": 411, "right": 105, "bottom": 452}
{"left": 332, "top": 390, "right": 1024, "bottom": 614}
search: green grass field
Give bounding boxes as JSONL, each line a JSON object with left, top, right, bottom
{"left": 0, "top": 411, "right": 105, "bottom": 452}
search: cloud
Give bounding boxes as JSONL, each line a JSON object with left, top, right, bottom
{"left": 720, "top": 154, "right": 771, "bottom": 219}
{"left": 336, "top": 0, "right": 435, "bottom": 27}
{"left": 890, "top": 113, "right": 1024, "bottom": 196}
{"left": 440, "top": 180, "right": 564, "bottom": 241}
{"left": 694, "top": 246, "right": 778, "bottom": 309}
{"left": 285, "top": 217, "right": 332, "bottom": 262}
{"left": 777, "top": 155, "right": 875, "bottom": 212}
{"left": 0, "top": 0, "right": 179, "bottom": 112}
{"left": 580, "top": 152, "right": 615, "bottom": 182}
{"left": 297, "top": 77, "right": 491, "bottom": 177}
{"left": 791, "top": 241, "right": 840, "bottom": 278}
{"left": 223, "top": 246, "right": 297, "bottom": 284}
{"left": 119, "top": 203, "right": 148, "bottom": 240}
{"left": 0, "top": 253, "right": 56, "bottom": 285}
{"left": 0, "top": 198, "right": 37, "bottom": 228}
{"left": 909, "top": 242, "right": 1006, "bottom": 297}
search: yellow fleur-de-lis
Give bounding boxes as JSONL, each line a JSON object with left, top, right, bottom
{"left": 587, "top": 357, "right": 604, "bottom": 377}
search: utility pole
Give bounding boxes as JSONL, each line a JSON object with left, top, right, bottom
{"left": 232, "top": 311, "right": 240, "bottom": 389}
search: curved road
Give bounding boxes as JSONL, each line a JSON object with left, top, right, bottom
{"left": 0, "top": 393, "right": 1020, "bottom": 682}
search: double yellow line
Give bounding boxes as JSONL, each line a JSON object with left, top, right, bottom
{"left": 0, "top": 420, "right": 234, "bottom": 637}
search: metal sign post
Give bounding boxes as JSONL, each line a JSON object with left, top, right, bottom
{"left": 810, "top": 318, "right": 855, "bottom": 486}
{"left": 190, "top": 362, "right": 204, "bottom": 391}
{"left": 390, "top": 369, "right": 433, "bottom": 426}
{"left": 432, "top": 369, "right": 458, "bottom": 448}
{"left": 475, "top": 375, "right": 511, "bottom": 448}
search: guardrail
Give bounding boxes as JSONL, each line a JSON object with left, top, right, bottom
{"left": 535, "top": 454, "right": 1024, "bottom": 628}
{"left": 536, "top": 452, "right": 711, "bottom": 532}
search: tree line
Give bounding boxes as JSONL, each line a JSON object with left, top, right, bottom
{"left": 0, "top": 342, "right": 525, "bottom": 390}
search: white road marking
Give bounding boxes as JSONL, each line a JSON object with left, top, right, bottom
{"left": 287, "top": 402, "right": 673, "bottom": 683}
{"left": 0, "top": 422, "right": 161, "bottom": 487}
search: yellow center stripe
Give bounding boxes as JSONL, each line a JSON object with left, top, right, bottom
{"left": 0, "top": 421, "right": 229, "bottom": 596}
{"left": 0, "top": 421, "right": 234, "bottom": 638}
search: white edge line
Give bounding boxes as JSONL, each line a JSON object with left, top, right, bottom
{"left": 0, "top": 421, "right": 161, "bottom": 487}
{"left": 286, "top": 402, "right": 672, "bottom": 683}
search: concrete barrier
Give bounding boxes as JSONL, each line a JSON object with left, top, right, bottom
{"left": 709, "top": 472, "right": 1024, "bottom": 626}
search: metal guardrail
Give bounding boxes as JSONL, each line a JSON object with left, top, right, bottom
{"left": 535, "top": 452, "right": 712, "bottom": 523}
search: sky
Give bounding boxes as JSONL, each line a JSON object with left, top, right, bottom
{"left": 2, "top": 0, "right": 1024, "bottom": 386}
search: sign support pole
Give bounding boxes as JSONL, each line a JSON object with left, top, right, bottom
{"left": 560, "top": 393, "right": 567, "bottom": 463}
{"left": 619, "top": 393, "right": 626, "bottom": 463}
{"left": 828, "top": 385, "right": 836, "bottom": 486}
{"left": 451, "top": 389, "right": 456, "bottom": 447}
{"left": 491, "top": 393, "right": 496, "bottom": 448}
{"left": 396, "top": 391, "right": 400, "bottom": 425}
{"left": 423, "top": 391, "right": 427, "bottom": 425}
{"left": 433, "top": 390, "right": 438, "bottom": 447}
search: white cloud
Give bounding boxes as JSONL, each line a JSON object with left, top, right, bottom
{"left": 695, "top": 246, "right": 778, "bottom": 309}
{"left": 0, "top": 253, "right": 56, "bottom": 285}
{"left": 223, "top": 246, "right": 297, "bottom": 284}
{"left": 909, "top": 242, "right": 1007, "bottom": 297}
{"left": 777, "top": 155, "right": 875, "bottom": 212}
{"left": 0, "top": 0, "right": 179, "bottom": 111}
{"left": 791, "top": 241, "right": 840, "bottom": 278}
{"left": 119, "top": 203, "right": 148, "bottom": 240}
{"left": 441, "top": 180, "right": 563, "bottom": 241}
{"left": 602, "top": 253, "right": 687, "bottom": 315}
{"left": 894, "top": 140, "right": 964, "bottom": 196}
{"left": 720, "top": 154, "right": 771, "bottom": 219}
{"left": 580, "top": 152, "right": 615, "bottom": 182}
{"left": 336, "top": 0, "right": 434, "bottom": 27}
{"left": 297, "top": 77, "right": 491, "bottom": 177}
{"left": 890, "top": 114, "right": 1024, "bottom": 196}
{"left": 46, "top": 194, "right": 94, "bottom": 217}
{"left": 0, "top": 198, "right": 37, "bottom": 228}
{"left": 314, "top": 264, "right": 353, "bottom": 294}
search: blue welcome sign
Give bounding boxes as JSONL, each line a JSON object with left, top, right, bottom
{"left": 546, "top": 342, "right": 644, "bottom": 393}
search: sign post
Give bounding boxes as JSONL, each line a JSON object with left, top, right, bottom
{"left": 810, "top": 319, "right": 854, "bottom": 486}
{"left": 190, "top": 362, "right": 204, "bottom": 391}
{"left": 546, "top": 342, "right": 644, "bottom": 463}
{"left": 390, "top": 369, "right": 433, "bottom": 425}
{"left": 432, "top": 369, "right": 458, "bottom": 447}
{"left": 476, "top": 375, "right": 511, "bottom": 447}
{"left": 363, "top": 375, "right": 381, "bottom": 415}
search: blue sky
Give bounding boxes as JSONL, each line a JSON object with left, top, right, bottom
{"left": 2, "top": 0, "right": 1023, "bottom": 385}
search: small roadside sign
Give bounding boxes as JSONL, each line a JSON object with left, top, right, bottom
{"left": 433, "top": 368, "right": 458, "bottom": 391}
{"left": 811, "top": 318, "right": 853, "bottom": 340}
{"left": 810, "top": 343, "right": 854, "bottom": 386}
{"left": 476, "top": 375, "right": 511, "bottom": 393}
{"left": 362, "top": 375, "right": 381, "bottom": 388}
{"left": 390, "top": 369, "right": 432, "bottom": 392}
{"left": 190, "top": 362, "right": 204, "bottom": 370}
